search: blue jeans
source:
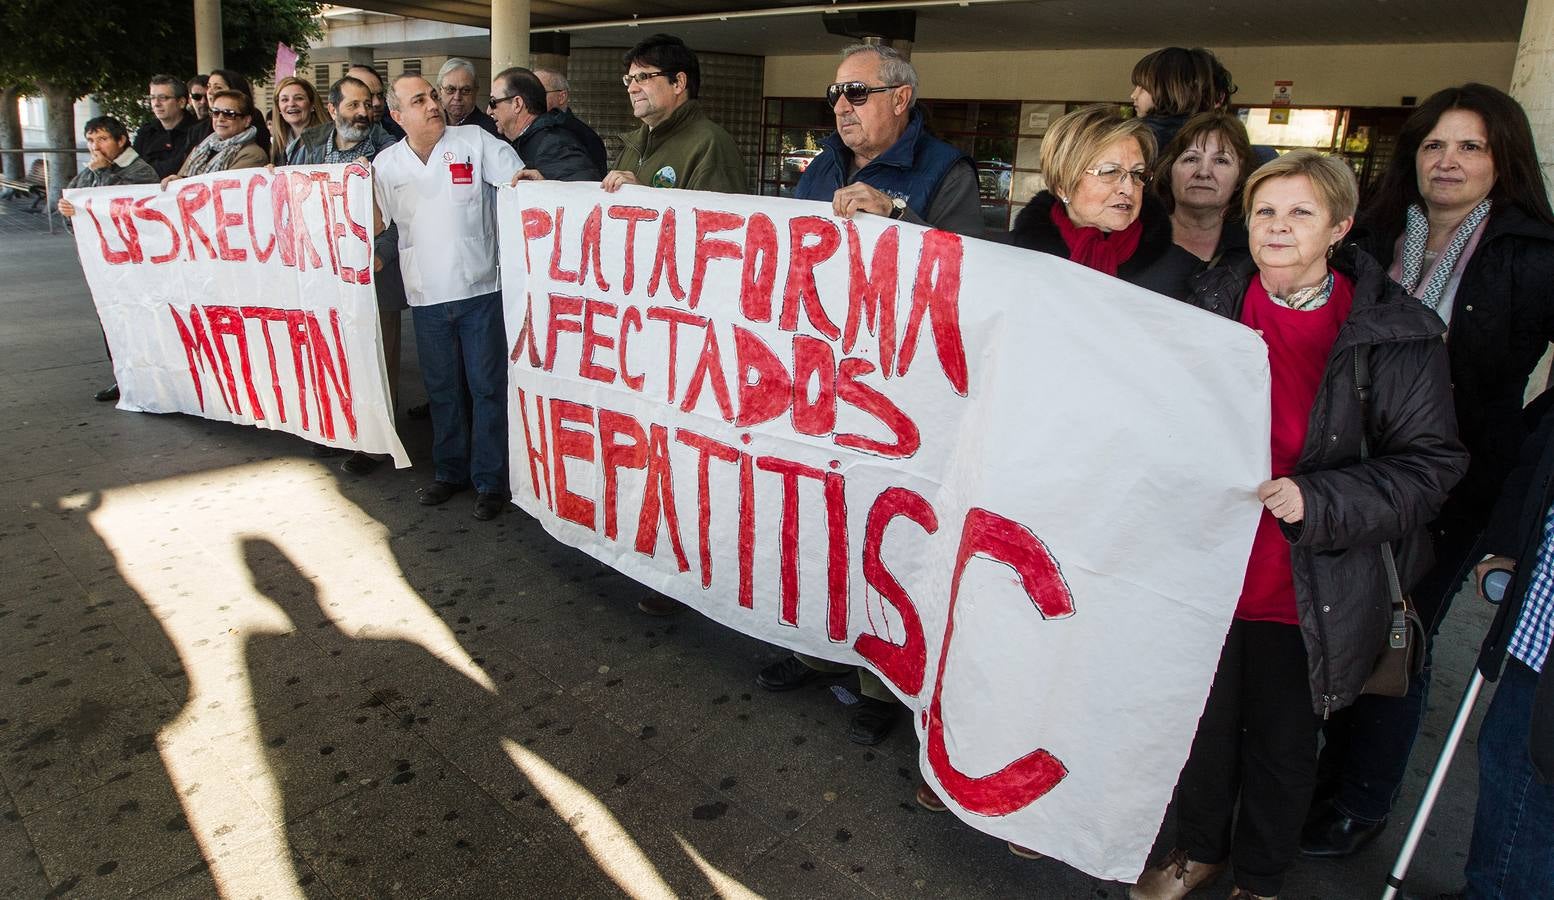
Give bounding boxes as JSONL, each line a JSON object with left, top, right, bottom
{"left": 411, "top": 292, "right": 508, "bottom": 495}
{"left": 1464, "top": 659, "right": 1554, "bottom": 899}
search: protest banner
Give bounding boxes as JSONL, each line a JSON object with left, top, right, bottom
{"left": 500, "top": 182, "right": 1270, "bottom": 881}
{"left": 67, "top": 163, "right": 408, "bottom": 466}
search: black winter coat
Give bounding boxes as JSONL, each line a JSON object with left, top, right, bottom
{"left": 1354, "top": 206, "right": 1554, "bottom": 549}
{"left": 1009, "top": 191, "right": 1201, "bottom": 299}
{"left": 1478, "top": 390, "right": 1554, "bottom": 781}
{"left": 515, "top": 109, "right": 604, "bottom": 182}
{"left": 1187, "top": 246, "right": 1469, "bottom": 715}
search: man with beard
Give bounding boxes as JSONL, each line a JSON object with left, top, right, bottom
{"left": 289, "top": 76, "right": 407, "bottom": 475}
{"left": 373, "top": 75, "right": 523, "bottom": 519}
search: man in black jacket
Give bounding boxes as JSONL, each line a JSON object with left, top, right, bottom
{"left": 489, "top": 67, "right": 601, "bottom": 182}
{"left": 534, "top": 68, "right": 609, "bottom": 177}
{"left": 1451, "top": 393, "right": 1554, "bottom": 898}
{"left": 132, "top": 74, "right": 212, "bottom": 179}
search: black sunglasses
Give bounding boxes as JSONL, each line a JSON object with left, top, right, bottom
{"left": 825, "top": 81, "right": 903, "bottom": 108}
{"left": 210, "top": 107, "right": 247, "bottom": 119}
{"left": 486, "top": 95, "right": 518, "bottom": 110}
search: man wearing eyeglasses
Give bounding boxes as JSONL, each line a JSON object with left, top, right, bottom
{"left": 792, "top": 44, "right": 982, "bottom": 239}
{"left": 604, "top": 33, "right": 746, "bottom": 195}
{"left": 437, "top": 58, "right": 502, "bottom": 139}
{"left": 534, "top": 68, "right": 609, "bottom": 177}
{"left": 131, "top": 74, "right": 213, "bottom": 180}
{"left": 489, "top": 67, "right": 601, "bottom": 182}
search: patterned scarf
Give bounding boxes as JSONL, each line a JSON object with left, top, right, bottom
{"left": 181, "top": 126, "right": 258, "bottom": 177}
{"left": 1265, "top": 272, "right": 1335, "bottom": 311}
{"left": 1399, "top": 199, "right": 1492, "bottom": 310}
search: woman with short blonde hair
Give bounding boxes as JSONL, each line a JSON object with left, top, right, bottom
{"left": 1132, "top": 150, "right": 1467, "bottom": 900}
{"left": 1008, "top": 104, "right": 1197, "bottom": 298}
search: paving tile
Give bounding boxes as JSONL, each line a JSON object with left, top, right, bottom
{"left": 727, "top": 837, "right": 879, "bottom": 900}
{"left": 131, "top": 848, "right": 334, "bottom": 900}
{"left": 0, "top": 802, "right": 52, "bottom": 900}
{"left": 0, "top": 676, "right": 183, "bottom": 816}
{"left": 19, "top": 763, "right": 231, "bottom": 899}
{"left": 286, "top": 760, "right": 531, "bottom": 898}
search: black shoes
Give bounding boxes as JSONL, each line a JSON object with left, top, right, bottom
{"left": 756, "top": 656, "right": 841, "bottom": 692}
{"left": 406, "top": 403, "right": 430, "bottom": 420}
{"left": 341, "top": 452, "right": 384, "bottom": 476}
{"left": 94, "top": 384, "right": 119, "bottom": 402}
{"left": 636, "top": 594, "right": 682, "bottom": 616}
{"left": 472, "top": 492, "right": 506, "bottom": 521}
{"left": 1300, "top": 804, "right": 1387, "bottom": 858}
{"left": 418, "top": 480, "right": 469, "bottom": 506}
{"left": 847, "top": 696, "right": 898, "bottom": 745}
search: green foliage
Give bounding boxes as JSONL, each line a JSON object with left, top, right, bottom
{"left": 0, "top": 0, "right": 322, "bottom": 104}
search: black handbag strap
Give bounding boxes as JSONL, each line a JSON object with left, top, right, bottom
{"left": 1354, "top": 346, "right": 1410, "bottom": 650}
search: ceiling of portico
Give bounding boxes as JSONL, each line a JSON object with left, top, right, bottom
{"left": 328, "top": 0, "right": 1530, "bottom": 55}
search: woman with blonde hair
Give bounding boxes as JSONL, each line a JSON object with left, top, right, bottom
{"left": 270, "top": 76, "right": 326, "bottom": 164}
{"left": 1007, "top": 103, "right": 1198, "bottom": 298}
{"left": 1131, "top": 151, "right": 1467, "bottom": 900}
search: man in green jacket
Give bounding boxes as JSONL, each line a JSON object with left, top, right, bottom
{"left": 603, "top": 33, "right": 747, "bottom": 196}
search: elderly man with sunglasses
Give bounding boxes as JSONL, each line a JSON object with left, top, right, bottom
{"left": 755, "top": 44, "right": 983, "bottom": 746}
{"left": 602, "top": 33, "right": 747, "bottom": 195}
{"left": 792, "top": 44, "right": 982, "bottom": 239}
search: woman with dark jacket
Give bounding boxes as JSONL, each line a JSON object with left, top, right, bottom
{"left": 1008, "top": 104, "right": 1199, "bottom": 299}
{"left": 1153, "top": 111, "right": 1254, "bottom": 270}
{"left": 1131, "top": 151, "right": 1467, "bottom": 900}
{"left": 1302, "top": 83, "right": 1554, "bottom": 860}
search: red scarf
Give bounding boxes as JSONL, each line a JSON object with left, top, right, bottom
{"left": 1049, "top": 202, "right": 1143, "bottom": 277}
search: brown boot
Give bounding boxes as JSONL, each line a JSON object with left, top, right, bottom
{"left": 1129, "top": 849, "right": 1225, "bottom": 900}
{"left": 1228, "top": 889, "right": 1276, "bottom": 900}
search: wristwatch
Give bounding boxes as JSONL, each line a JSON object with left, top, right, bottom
{"left": 888, "top": 196, "right": 907, "bottom": 220}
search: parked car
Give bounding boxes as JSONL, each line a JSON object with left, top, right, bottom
{"left": 782, "top": 149, "right": 822, "bottom": 181}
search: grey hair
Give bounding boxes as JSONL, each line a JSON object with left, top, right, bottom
{"left": 437, "top": 57, "right": 477, "bottom": 85}
{"left": 839, "top": 44, "right": 918, "bottom": 109}
{"left": 533, "top": 67, "right": 569, "bottom": 92}
{"left": 386, "top": 73, "right": 432, "bottom": 112}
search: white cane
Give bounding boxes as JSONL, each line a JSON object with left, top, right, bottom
{"left": 1379, "top": 669, "right": 1487, "bottom": 900}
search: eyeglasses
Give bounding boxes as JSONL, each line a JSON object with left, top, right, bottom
{"left": 1084, "top": 165, "right": 1151, "bottom": 186}
{"left": 487, "top": 95, "right": 518, "bottom": 110}
{"left": 825, "top": 81, "right": 904, "bottom": 108}
{"left": 146, "top": 94, "right": 178, "bottom": 103}
{"left": 210, "top": 107, "right": 247, "bottom": 120}
{"left": 440, "top": 86, "right": 475, "bottom": 97}
{"left": 190, "top": 93, "right": 206, "bottom": 102}
{"left": 622, "top": 71, "right": 667, "bottom": 87}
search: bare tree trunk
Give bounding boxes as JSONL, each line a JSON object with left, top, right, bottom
{"left": 0, "top": 86, "right": 21, "bottom": 183}
{"left": 39, "top": 80, "right": 79, "bottom": 203}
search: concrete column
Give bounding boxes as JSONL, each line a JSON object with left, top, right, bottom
{"left": 195, "top": 0, "right": 224, "bottom": 72}
{"left": 0, "top": 86, "right": 22, "bottom": 182}
{"left": 490, "top": 0, "right": 530, "bottom": 72}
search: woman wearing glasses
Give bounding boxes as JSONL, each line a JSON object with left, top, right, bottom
{"left": 163, "top": 90, "right": 266, "bottom": 186}
{"left": 1008, "top": 104, "right": 1198, "bottom": 298}
{"left": 1132, "top": 151, "right": 1465, "bottom": 900}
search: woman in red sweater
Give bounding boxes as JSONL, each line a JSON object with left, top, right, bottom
{"left": 1131, "top": 151, "right": 1467, "bottom": 900}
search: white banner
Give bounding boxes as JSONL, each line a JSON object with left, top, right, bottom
{"left": 68, "top": 163, "right": 408, "bottom": 466}
{"left": 501, "top": 182, "right": 1270, "bottom": 881}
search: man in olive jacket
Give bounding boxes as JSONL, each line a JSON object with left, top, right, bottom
{"left": 603, "top": 33, "right": 746, "bottom": 195}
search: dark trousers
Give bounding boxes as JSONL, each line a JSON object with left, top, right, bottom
{"left": 1465, "top": 660, "right": 1554, "bottom": 899}
{"left": 1316, "top": 524, "right": 1480, "bottom": 821}
{"left": 411, "top": 292, "right": 508, "bottom": 495}
{"left": 1175, "top": 619, "right": 1320, "bottom": 897}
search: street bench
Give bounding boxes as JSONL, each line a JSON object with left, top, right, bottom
{"left": 0, "top": 159, "right": 48, "bottom": 210}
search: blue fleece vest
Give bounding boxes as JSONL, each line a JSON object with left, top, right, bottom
{"left": 793, "top": 109, "right": 970, "bottom": 219}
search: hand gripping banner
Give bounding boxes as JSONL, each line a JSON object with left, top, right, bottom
{"left": 68, "top": 163, "right": 408, "bottom": 466}
{"left": 500, "top": 182, "right": 1270, "bottom": 881}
